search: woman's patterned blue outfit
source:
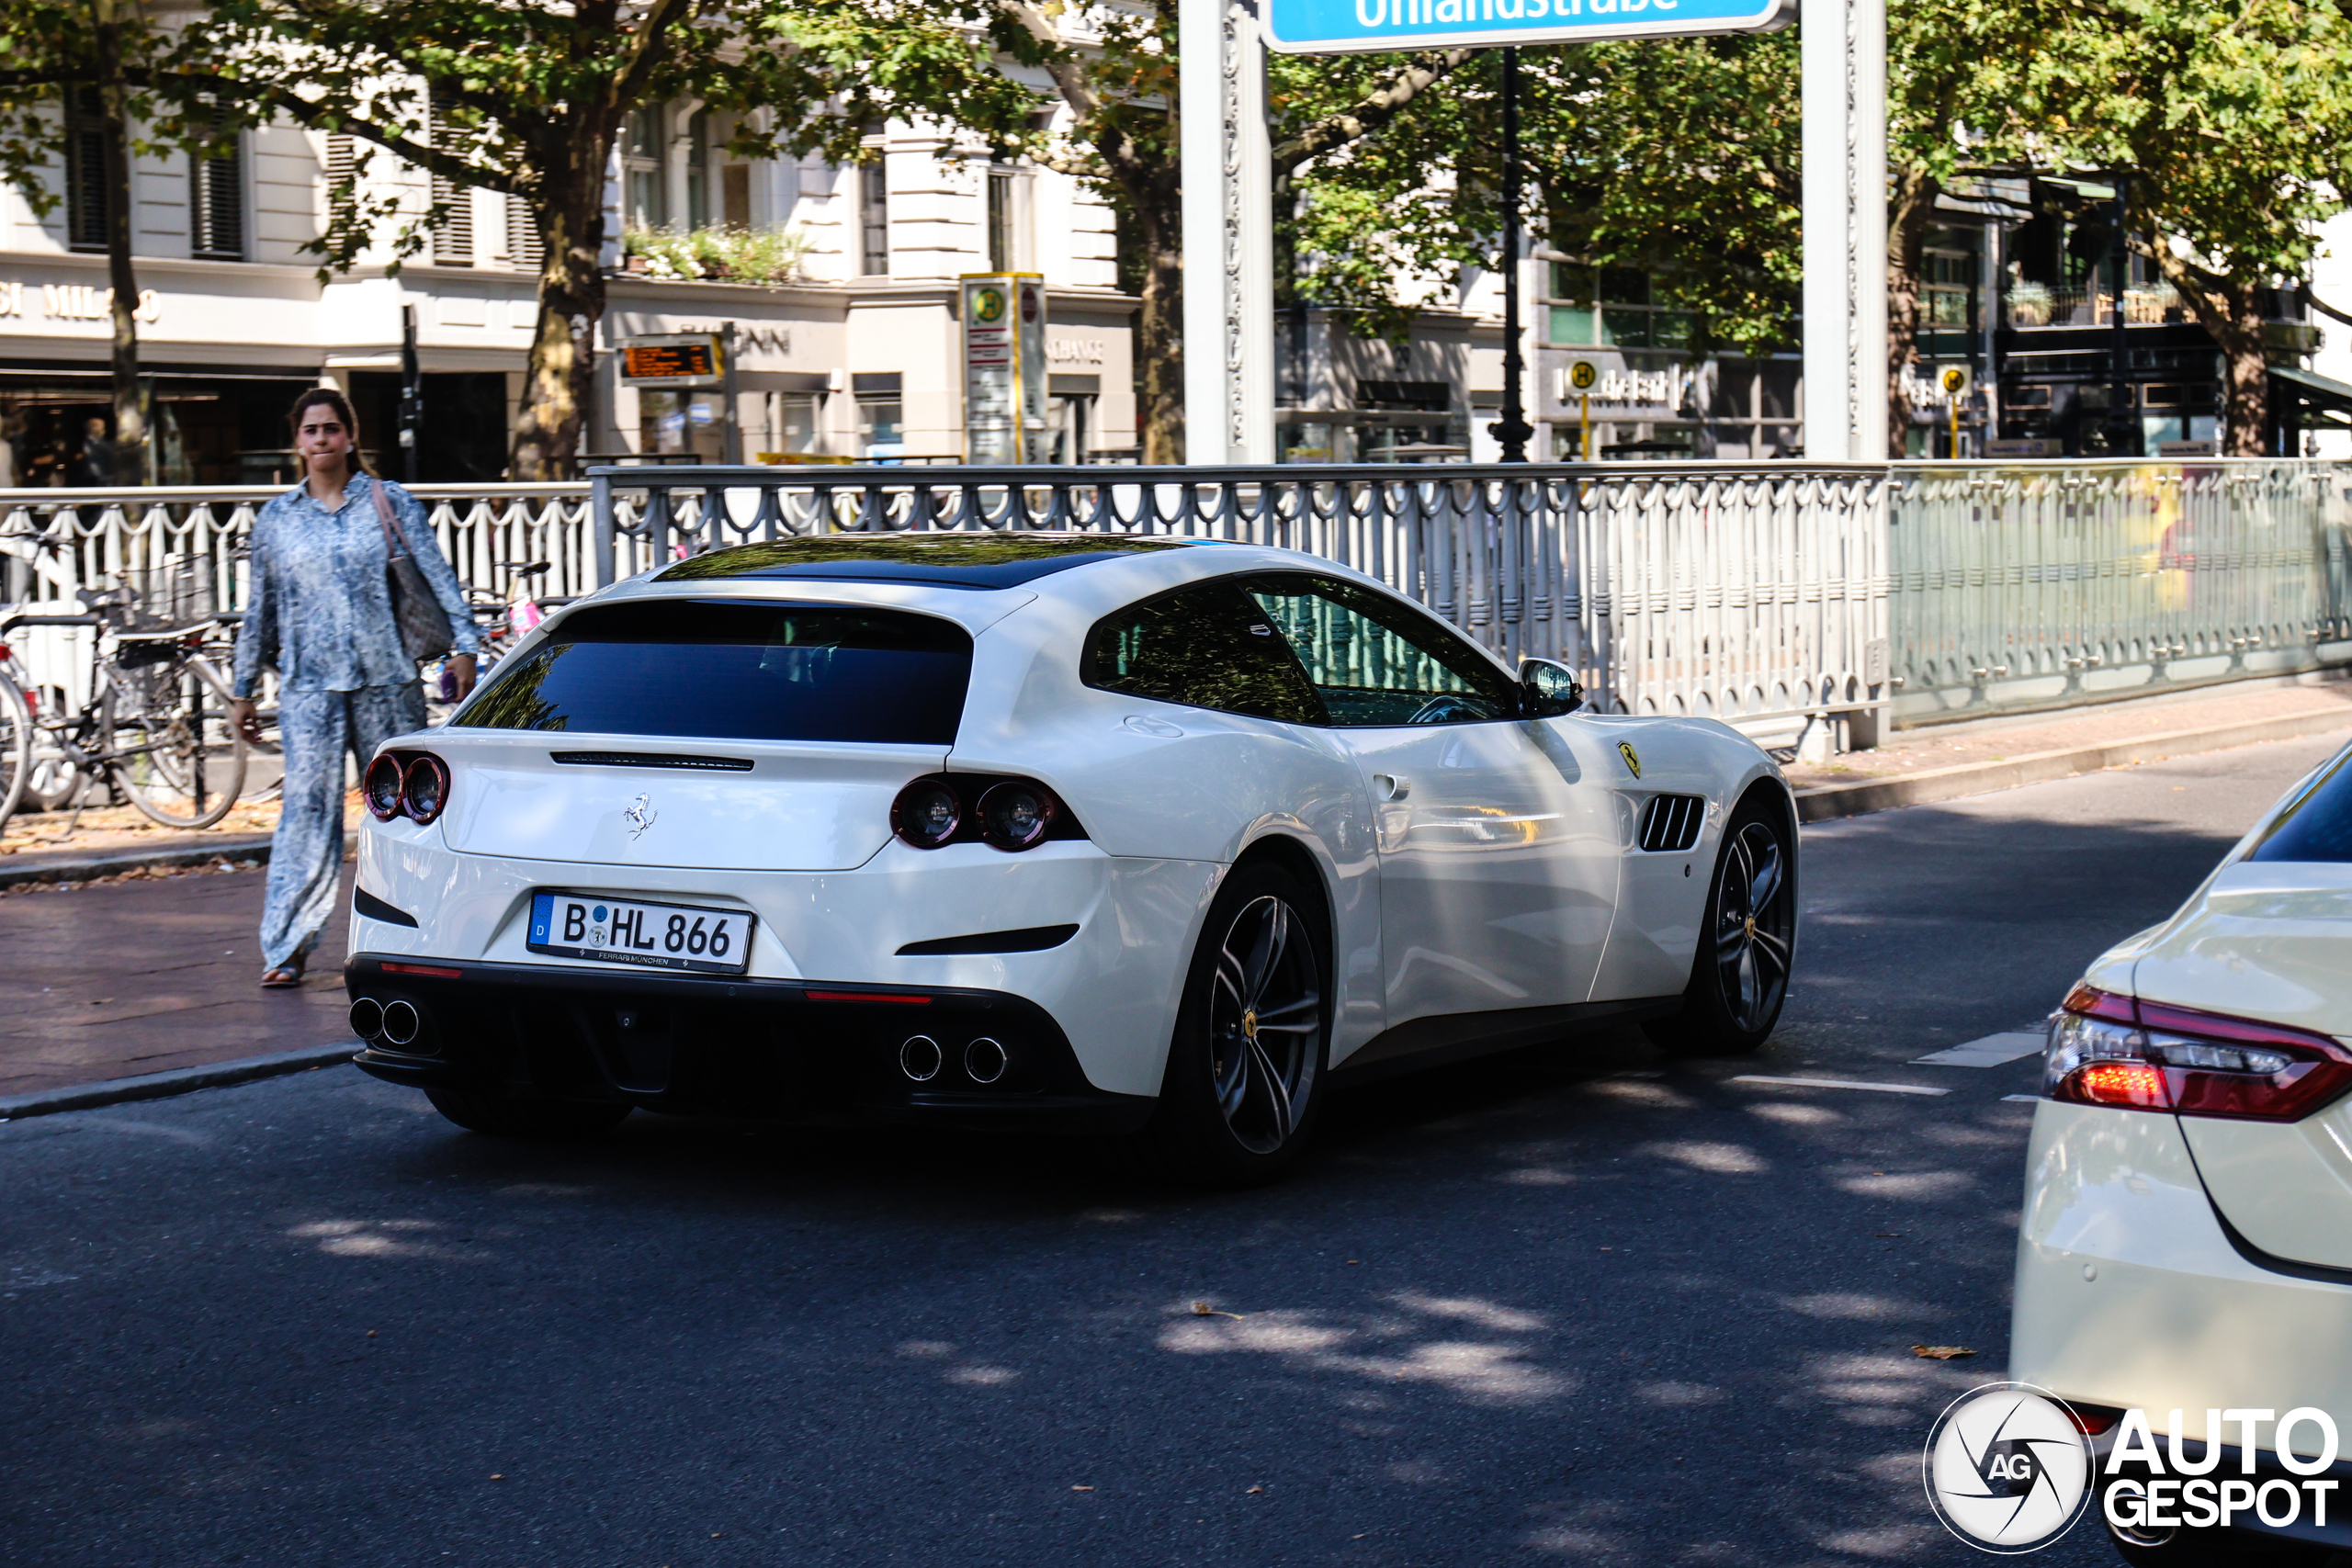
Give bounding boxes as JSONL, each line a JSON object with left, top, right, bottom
{"left": 232, "top": 473, "right": 478, "bottom": 970}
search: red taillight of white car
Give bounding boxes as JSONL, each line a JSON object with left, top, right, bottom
{"left": 890, "top": 773, "right": 1082, "bottom": 852}
{"left": 2045, "top": 985, "right": 2352, "bottom": 1121}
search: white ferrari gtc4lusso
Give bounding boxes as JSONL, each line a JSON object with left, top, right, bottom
{"left": 345, "top": 534, "right": 1796, "bottom": 1182}
{"left": 2016, "top": 739, "right": 2352, "bottom": 1564}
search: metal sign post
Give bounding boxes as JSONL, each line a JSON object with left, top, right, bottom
{"left": 1181, "top": 0, "right": 1276, "bottom": 465}
{"left": 1799, "top": 0, "right": 1887, "bottom": 459}
{"left": 961, "top": 273, "right": 1047, "bottom": 464}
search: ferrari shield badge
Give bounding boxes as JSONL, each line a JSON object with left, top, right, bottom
{"left": 1617, "top": 742, "right": 1642, "bottom": 779}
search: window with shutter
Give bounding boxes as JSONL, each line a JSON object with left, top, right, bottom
{"left": 324, "top": 131, "right": 356, "bottom": 225}
{"left": 504, "top": 193, "right": 543, "bottom": 271}
{"left": 860, "top": 158, "right": 888, "bottom": 276}
{"left": 429, "top": 99, "right": 473, "bottom": 265}
{"left": 190, "top": 123, "right": 245, "bottom": 260}
{"left": 64, "top": 90, "right": 111, "bottom": 252}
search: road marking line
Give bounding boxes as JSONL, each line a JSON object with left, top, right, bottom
{"left": 1731, "top": 1076, "right": 1951, "bottom": 1097}
{"left": 2001, "top": 1094, "right": 2042, "bottom": 1104}
{"left": 1912, "top": 1032, "right": 2046, "bottom": 1068}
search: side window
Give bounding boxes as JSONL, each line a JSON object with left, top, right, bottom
{"left": 1242, "top": 573, "right": 1517, "bottom": 727}
{"left": 1082, "top": 580, "right": 1326, "bottom": 726}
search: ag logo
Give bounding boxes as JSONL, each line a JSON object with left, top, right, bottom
{"left": 973, "top": 286, "right": 1008, "bottom": 323}
{"left": 1923, "top": 1382, "right": 2095, "bottom": 1553}
{"left": 1569, "top": 359, "right": 1599, "bottom": 391}
{"left": 1617, "top": 741, "right": 1641, "bottom": 778}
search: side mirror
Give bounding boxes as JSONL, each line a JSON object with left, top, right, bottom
{"left": 1519, "top": 657, "right": 1583, "bottom": 717}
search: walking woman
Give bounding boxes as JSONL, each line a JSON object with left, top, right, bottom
{"left": 228, "top": 389, "right": 479, "bottom": 987}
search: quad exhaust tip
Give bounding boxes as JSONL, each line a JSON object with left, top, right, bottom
{"left": 964, "top": 1037, "right": 1008, "bottom": 1085}
{"left": 380, "top": 999, "right": 422, "bottom": 1048}
{"left": 899, "top": 1035, "right": 943, "bottom": 1082}
{"left": 348, "top": 997, "right": 384, "bottom": 1040}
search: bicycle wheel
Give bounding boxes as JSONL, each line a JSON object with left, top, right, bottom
{"left": 108, "top": 654, "right": 247, "bottom": 829}
{"left": 0, "top": 673, "right": 29, "bottom": 829}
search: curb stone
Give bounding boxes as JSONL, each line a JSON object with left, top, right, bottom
{"left": 1795, "top": 708, "right": 2352, "bottom": 823}
{"left": 0, "top": 1041, "right": 357, "bottom": 1122}
{"left": 0, "top": 835, "right": 275, "bottom": 892}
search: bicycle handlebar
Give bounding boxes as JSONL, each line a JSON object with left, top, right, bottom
{"left": 0, "top": 612, "right": 102, "bottom": 633}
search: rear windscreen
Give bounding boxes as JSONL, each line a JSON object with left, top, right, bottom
{"left": 2250, "top": 750, "right": 2352, "bottom": 863}
{"left": 455, "top": 600, "right": 971, "bottom": 744}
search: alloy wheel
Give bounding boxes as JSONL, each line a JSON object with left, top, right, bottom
{"left": 1712, "top": 820, "right": 1792, "bottom": 1033}
{"left": 1206, "top": 894, "right": 1322, "bottom": 1156}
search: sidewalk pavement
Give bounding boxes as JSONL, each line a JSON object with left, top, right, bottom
{"left": 1781, "top": 677, "right": 2352, "bottom": 794}
{"left": 0, "top": 859, "right": 354, "bottom": 1100}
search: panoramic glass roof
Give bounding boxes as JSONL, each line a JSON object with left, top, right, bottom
{"left": 654, "top": 534, "right": 1200, "bottom": 590}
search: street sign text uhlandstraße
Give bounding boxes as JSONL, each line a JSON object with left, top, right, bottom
{"left": 1262, "top": 0, "right": 1792, "bottom": 54}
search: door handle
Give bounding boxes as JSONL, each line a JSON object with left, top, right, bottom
{"left": 1374, "top": 773, "right": 1410, "bottom": 801}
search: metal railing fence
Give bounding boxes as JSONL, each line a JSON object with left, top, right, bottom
{"left": 9, "top": 458, "right": 2349, "bottom": 743}
{"left": 591, "top": 462, "right": 1894, "bottom": 732}
{"left": 0, "top": 482, "right": 594, "bottom": 712}
{"left": 1886, "top": 459, "right": 2352, "bottom": 722}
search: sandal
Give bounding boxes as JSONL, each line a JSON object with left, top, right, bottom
{"left": 260, "top": 959, "right": 306, "bottom": 989}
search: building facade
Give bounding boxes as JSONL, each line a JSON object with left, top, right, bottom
{"left": 0, "top": 103, "right": 1140, "bottom": 482}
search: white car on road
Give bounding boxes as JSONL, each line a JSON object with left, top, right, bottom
{"left": 2018, "top": 739, "right": 2352, "bottom": 1563}
{"left": 345, "top": 534, "right": 1794, "bottom": 1182}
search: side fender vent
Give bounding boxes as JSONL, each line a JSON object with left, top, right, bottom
{"left": 1637, "top": 794, "right": 1706, "bottom": 852}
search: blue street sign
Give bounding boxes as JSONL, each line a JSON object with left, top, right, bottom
{"left": 1261, "top": 0, "right": 1793, "bottom": 53}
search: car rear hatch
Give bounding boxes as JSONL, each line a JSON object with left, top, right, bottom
{"left": 2133, "top": 859, "right": 2352, "bottom": 1271}
{"left": 427, "top": 595, "right": 971, "bottom": 872}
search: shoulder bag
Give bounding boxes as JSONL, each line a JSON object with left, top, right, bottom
{"left": 372, "top": 478, "right": 455, "bottom": 664}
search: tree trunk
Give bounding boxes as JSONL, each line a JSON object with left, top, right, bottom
{"left": 2152, "top": 253, "right": 2267, "bottom": 456}
{"left": 511, "top": 148, "right": 610, "bottom": 481}
{"left": 1131, "top": 165, "right": 1184, "bottom": 464}
{"left": 1884, "top": 164, "right": 1939, "bottom": 459}
{"left": 95, "top": 1, "right": 147, "bottom": 485}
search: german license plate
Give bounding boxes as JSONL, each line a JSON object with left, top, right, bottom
{"left": 527, "top": 892, "right": 754, "bottom": 975}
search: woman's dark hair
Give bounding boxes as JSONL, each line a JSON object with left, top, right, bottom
{"left": 287, "top": 386, "right": 370, "bottom": 476}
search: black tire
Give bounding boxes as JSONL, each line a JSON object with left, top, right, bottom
{"left": 0, "top": 672, "right": 29, "bottom": 829}
{"left": 1645, "top": 793, "right": 1796, "bottom": 1055}
{"left": 1141, "top": 860, "right": 1331, "bottom": 1187}
{"left": 424, "top": 1089, "right": 631, "bottom": 1138}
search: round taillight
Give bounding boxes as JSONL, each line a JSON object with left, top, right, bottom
{"left": 401, "top": 755, "right": 450, "bottom": 825}
{"left": 364, "top": 753, "right": 406, "bottom": 821}
{"left": 978, "top": 781, "right": 1056, "bottom": 852}
{"left": 892, "top": 778, "right": 961, "bottom": 849}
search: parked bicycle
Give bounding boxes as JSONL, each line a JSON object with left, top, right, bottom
{"left": 0, "top": 567, "right": 248, "bottom": 835}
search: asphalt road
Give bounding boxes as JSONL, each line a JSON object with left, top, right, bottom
{"left": 3, "top": 735, "right": 2337, "bottom": 1568}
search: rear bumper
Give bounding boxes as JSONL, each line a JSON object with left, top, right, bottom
{"left": 2013, "top": 1099, "right": 2352, "bottom": 1550}
{"left": 345, "top": 953, "right": 1155, "bottom": 1134}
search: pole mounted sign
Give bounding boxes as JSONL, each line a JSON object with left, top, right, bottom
{"left": 618, "top": 333, "right": 724, "bottom": 389}
{"left": 962, "top": 274, "right": 1047, "bottom": 465}
{"left": 1262, "top": 0, "right": 1792, "bottom": 52}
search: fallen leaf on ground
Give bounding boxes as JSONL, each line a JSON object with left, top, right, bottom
{"left": 1071, "top": 1485, "right": 1093, "bottom": 1492}
{"left": 1913, "top": 1345, "right": 1976, "bottom": 1359}
{"left": 1246, "top": 1486, "right": 1263, "bottom": 1495}
{"left": 1190, "top": 1300, "right": 1244, "bottom": 1318}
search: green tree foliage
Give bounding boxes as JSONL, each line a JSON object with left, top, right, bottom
{"left": 2023, "top": 0, "right": 2352, "bottom": 453}
{"left": 168, "top": 0, "right": 1044, "bottom": 477}
{"left": 1278, "top": 38, "right": 1802, "bottom": 359}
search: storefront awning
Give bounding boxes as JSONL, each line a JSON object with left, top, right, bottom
{"left": 2270, "top": 366, "right": 2352, "bottom": 429}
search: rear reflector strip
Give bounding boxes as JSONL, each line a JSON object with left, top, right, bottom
{"left": 549, "top": 751, "right": 754, "bottom": 772}
{"left": 805, "top": 990, "right": 932, "bottom": 1005}
{"left": 381, "top": 962, "right": 463, "bottom": 978}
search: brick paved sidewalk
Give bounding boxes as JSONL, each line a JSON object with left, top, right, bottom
{"left": 0, "top": 860, "right": 354, "bottom": 1099}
